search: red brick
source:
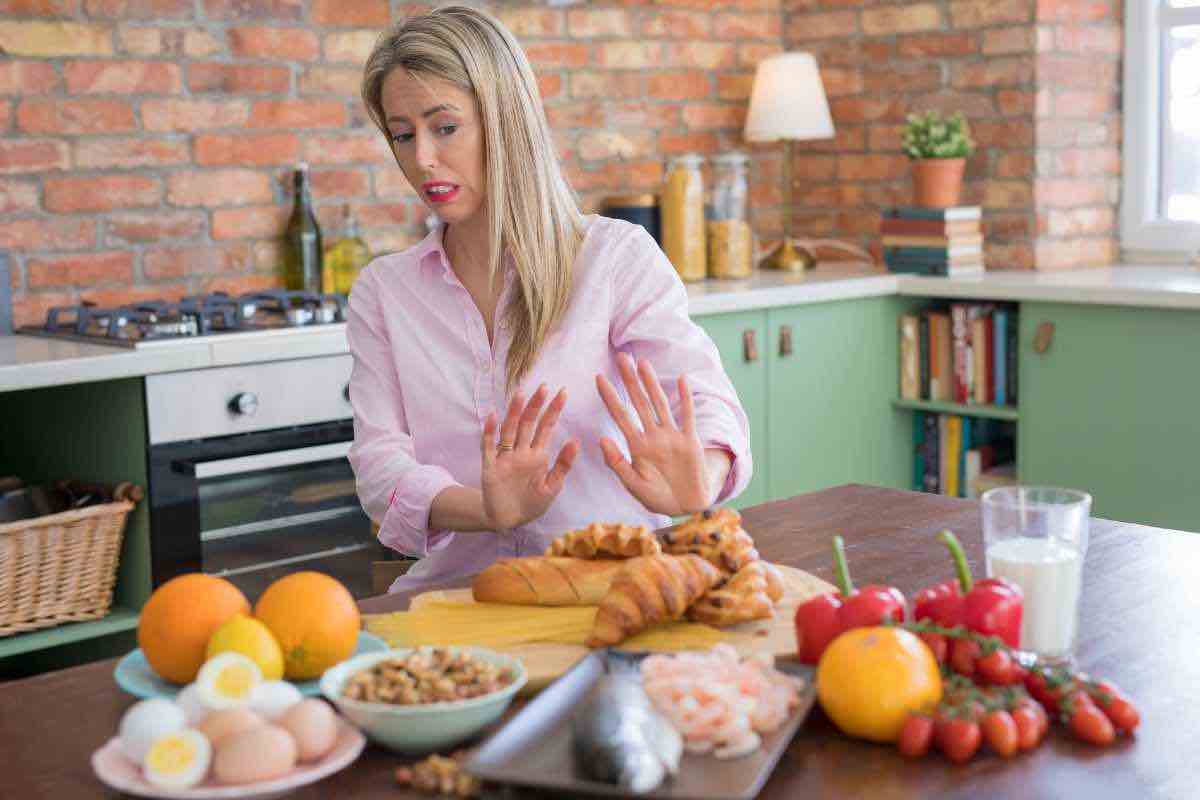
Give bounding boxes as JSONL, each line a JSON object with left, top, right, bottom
{"left": 45, "top": 174, "right": 160, "bottom": 213}
{"left": 981, "top": 179, "right": 1031, "bottom": 209}
{"left": 786, "top": 11, "right": 858, "bottom": 41}
{"left": 972, "top": 119, "right": 1035, "bottom": 148}
{"left": 829, "top": 96, "right": 905, "bottom": 124}
{"left": 0, "top": 0, "right": 74, "bottom": 14}
{"left": 355, "top": 202, "right": 407, "bottom": 228}
{"left": 596, "top": 41, "right": 663, "bottom": 69}
{"left": 641, "top": 10, "right": 710, "bottom": 39}
{"left": 647, "top": 70, "right": 711, "bottom": 101}
{"left": 188, "top": 63, "right": 289, "bottom": 94}
{"left": 12, "top": 290, "right": 80, "bottom": 327}
{"left": 737, "top": 42, "right": 784, "bottom": 69}
{"left": 664, "top": 42, "right": 737, "bottom": 70}
{"left": 1045, "top": 206, "right": 1114, "bottom": 237}
{"left": 952, "top": 57, "right": 1035, "bottom": 89}
{"left": 228, "top": 26, "right": 319, "bottom": 60}
{"left": 570, "top": 71, "right": 640, "bottom": 100}
{"left": 1037, "top": 117, "right": 1112, "bottom": 147}
{"left": 986, "top": 241, "right": 1034, "bottom": 270}
{"left": 818, "top": 67, "right": 863, "bottom": 97}
{"left": 985, "top": 212, "right": 1035, "bottom": 239}
{"left": 0, "top": 218, "right": 96, "bottom": 251}
{"left": 997, "top": 88, "right": 1036, "bottom": 115}
{"left": 312, "top": 0, "right": 387, "bottom": 26}
{"left": 714, "top": 12, "right": 779, "bottom": 39}
{"left": 567, "top": 8, "right": 632, "bottom": 38}
{"left": 1053, "top": 23, "right": 1121, "bottom": 52}
{"left": 248, "top": 99, "right": 347, "bottom": 130}
{"left": 1036, "top": 178, "right": 1114, "bottom": 207}
{"left": 212, "top": 205, "right": 288, "bottom": 240}
{"left": 371, "top": 167, "right": 417, "bottom": 201}
{"left": 1034, "top": 237, "right": 1115, "bottom": 269}
{"left": 534, "top": 72, "right": 562, "bottom": 102}
{"left": 196, "top": 133, "right": 301, "bottom": 166}
{"left": 795, "top": 125, "right": 866, "bottom": 152}
{"left": 119, "top": 26, "right": 221, "bottom": 57}
{"left": 145, "top": 244, "right": 250, "bottom": 279}
{"left": 303, "top": 132, "right": 391, "bottom": 165}
{"left": 791, "top": 154, "right": 838, "bottom": 181}
{"left": 104, "top": 210, "right": 206, "bottom": 244}
{"left": 204, "top": 0, "right": 300, "bottom": 20}
{"left": 813, "top": 39, "right": 893, "bottom": 66}
{"left": 949, "top": 0, "right": 1032, "bottom": 28}
{"left": 995, "top": 151, "right": 1035, "bottom": 178}
{"left": 1052, "top": 146, "right": 1119, "bottom": 177}
{"left": 0, "top": 20, "right": 113, "bottom": 57}
{"left": 494, "top": 7, "right": 564, "bottom": 37}
{"left": 862, "top": 4, "right": 941, "bottom": 35}
{"left": 717, "top": 72, "right": 755, "bottom": 101}
{"left": 659, "top": 132, "right": 719, "bottom": 155}
{"left": 168, "top": 169, "right": 273, "bottom": 206}
{"left": 64, "top": 60, "right": 181, "bottom": 94}
{"left": 0, "top": 138, "right": 68, "bottom": 174}
{"left": 865, "top": 64, "right": 941, "bottom": 93}
{"left": 85, "top": 0, "right": 193, "bottom": 17}
{"left": 0, "top": 61, "right": 60, "bottom": 94}
{"left": 28, "top": 251, "right": 133, "bottom": 288}
{"left": 682, "top": 103, "right": 744, "bottom": 130}
{"left": 310, "top": 167, "right": 369, "bottom": 199}
{"left": 836, "top": 154, "right": 908, "bottom": 181}
{"left": 576, "top": 130, "right": 655, "bottom": 161}
{"left": 1054, "top": 89, "right": 1116, "bottom": 116}
{"left": 1036, "top": 0, "right": 1115, "bottom": 23}
{"left": 981, "top": 26, "right": 1033, "bottom": 54}
{"left": 0, "top": 178, "right": 37, "bottom": 213}
{"left": 74, "top": 137, "right": 188, "bottom": 169}
{"left": 524, "top": 41, "right": 590, "bottom": 69}
{"left": 17, "top": 98, "right": 134, "bottom": 134}
{"left": 299, "top": 66, "right": 360, "bottom": 96}
{"left": 896, "top": 32, "right": 978, "bottom": 58}
{"left": 547, "top": 102, "right": 604, "bottom": 128}
{"left": 867, "top": 124, "right": 904, "bottom": 152}
{"left": 142, "top": 98, "right": 248, "bottom": 131}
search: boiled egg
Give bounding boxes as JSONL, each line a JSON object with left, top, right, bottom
{"left": 142, "top": 728, "right": 212, "bottom": 790}
{"left": 195, "top": 652, "right": 262, "bottom": 711}
{"left": 278, "top": 698, "right": 338, "bottom": 762}
{"left": 213, "top": 724, "right": 297, "bottom": 784}
{"left": 247, "top": 680, "right": 303, "bottom": 721}
{"left": 118, "top": 698, "right": 186, "bottom": 763}
{"left": 176, "top": 683, "right": 209, "bottom": 725}
{"left": 196, "top": 708, "right": 264, "bottom": 748}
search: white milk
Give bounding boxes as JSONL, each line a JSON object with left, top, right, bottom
{"left": 986, "top": 536, "right": 1084, "bottom": 658}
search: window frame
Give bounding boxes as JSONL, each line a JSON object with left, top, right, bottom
{"left": 1121, "top": 1, "right": 1200, "bottom": 255}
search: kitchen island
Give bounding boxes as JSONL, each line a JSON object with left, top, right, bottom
{"left": 2, "top": 484, "right": 1195, "bottom": 799}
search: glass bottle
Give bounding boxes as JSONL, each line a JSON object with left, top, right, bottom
{"left": 323, "top": 204, "right": 371, "bottom": 296}
{"left": 282, "top": 162, "right": 323, "bottom": 293}
{"left": 708, "top": 151, "right": 753, "bottom": 279}
{"left": 661, "top": 153, "right": 707, "bottom": 282}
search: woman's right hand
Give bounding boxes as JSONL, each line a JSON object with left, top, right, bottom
{"left": 480, "top": 384, "right": 579, "bottom": 532}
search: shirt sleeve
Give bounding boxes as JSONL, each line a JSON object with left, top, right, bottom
{"left": 607, "top": 226, "right": 753, "bottom": 504}
{"left": 345, "top": 266, "right": 459, "bottom": 558}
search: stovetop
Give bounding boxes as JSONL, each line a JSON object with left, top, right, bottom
{"left": 18, "top": 290, "right": 348, "bottom": 349}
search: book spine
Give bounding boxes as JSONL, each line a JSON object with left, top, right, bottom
{"left": 950, "top": 304, "right": 970, "bottom": 405}
{"left": 965, "top": 449, "right": 982, "bottom": 500}
{"left": 944, "top": 415, "right": 962, "bottom": 497}
{"left": 913, "top": 411, "right": 926, "bottom": 491}
{"left": 930, "top": 313, "right": 953, "bottom": 402}
{"left": 993, "top": 310, "right": 1008, "bottom": 406}
{"left": 887, "top": 206, "right": 983, "bottom": 221}
{"left": 923, "top": 412, "right": 940, "bottom": 493}
{"left": 879, "top": 218, "right": 982, "bottom": 236}
{"left": 984, "top": 314, "right": 995, "bottom": 407}
{"left": 971, "top": 315, "right": 987, "bottom": 405}
{"left": 899, "top": 314, "right": 920, "bottom": 401}
{"left": 1007, "top": 309, "right": 1019, "bottom": 405}
{"left": 884, "top": 245, "right": 984, "bottom": 261}
{"left": 959, "top": 416, "right": 972, "bottom": 498}
{"left": 919, "top": 313, "right": 931, "bottom": 400}
{"left": 881, "top": 234, "right": 984, "bottom": 248}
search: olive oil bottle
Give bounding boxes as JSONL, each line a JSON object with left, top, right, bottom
{"left": 283, "top": 162, "right": 323, "bottom": 293}
{"left": 322, "top": 204, "right": 370, "bottom": 295}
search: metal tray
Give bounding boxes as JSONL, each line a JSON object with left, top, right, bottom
{"left": 466, "top": 650, "right": 817, "bottom": 800}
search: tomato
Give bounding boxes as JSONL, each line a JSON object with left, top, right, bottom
{"left": 1025, "top": 667, "right": 1075, "bottom": 715}
{"left": 1010, "top": 705, "right": 1041, "bottom": 751}
{"left": 1066, "top": 692, "right": 1116, "bottom": 747}
{"left": 917, "top": 632, "right": 948, "bottom": 664}
{"left": 981, "top": 710, "right": 1019, "bottom": 758}
{"left": 976, "top": 649, "right": 1017, "bottom": 685}
{"left": 949, "top": 638, "right": 981, "bottom": 678}
{"left": 897, "top": 713, "right": 935, "bottom": 758}
{"left": 1086, "top": 680, "right": 1141, "bottom": 734}
{"left": 935, "top": 717, "right": 982, "bottom": 764}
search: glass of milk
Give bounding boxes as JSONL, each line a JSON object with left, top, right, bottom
{"left": 982, "top": 486, "right": 1092, "bottom": 665}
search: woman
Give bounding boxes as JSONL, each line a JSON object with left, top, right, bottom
{"left": 349, "top": 6, "right": 751, "bottom": 593}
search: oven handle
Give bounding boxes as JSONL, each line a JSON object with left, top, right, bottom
{"left": 174, "top": 441, "right": 353, "bottom": 480}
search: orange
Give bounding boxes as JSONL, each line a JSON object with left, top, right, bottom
{"left": 138, "top": 573, "right": 250, "bottom": 684}
{"left": 253, "top": 571, "right": 360, "bottom": 680}
{"left": 815, "top": 626, "right": 942, "bottom": 743}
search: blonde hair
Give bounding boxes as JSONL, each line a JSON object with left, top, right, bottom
{"left": 362, "top": 6, "right": 584, "bottom": 391}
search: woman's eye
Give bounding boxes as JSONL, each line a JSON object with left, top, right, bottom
{"left": 438, "top": 124, "right": 458, "bottom": 136}
{"left": 391, "top": 132, "right": 414, "bottom": 144}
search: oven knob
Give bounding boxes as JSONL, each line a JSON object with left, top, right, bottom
{"left": 343, "top": 384, "right": 350, "bottom": 403}
{"left": 228, "top": 391, "right": 259, "bottom": 416}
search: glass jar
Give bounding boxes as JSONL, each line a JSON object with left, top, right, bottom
{"left": 660, "top": 154, "right": 707, "bottom": 282}
{"left": 707, "top": 151, "right": 752, "bottom": 279}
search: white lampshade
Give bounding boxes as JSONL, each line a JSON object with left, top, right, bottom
{"left": 744, "top": 52, "right": 835, "bottom": 143}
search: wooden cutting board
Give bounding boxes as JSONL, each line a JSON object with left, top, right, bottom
{"left": 406, "top": 563, "right": 834, "bottom": 693}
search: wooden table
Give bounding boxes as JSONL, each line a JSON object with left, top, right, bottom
{"left": 3, "top": 485, "right": 1197, "bottom": 798}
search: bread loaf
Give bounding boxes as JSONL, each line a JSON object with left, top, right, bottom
{"left": 471, "top": 557, "right": 624, "bottom": 606}
{"left": 587, "top": 554, "right": 722, "bottom": 648}
{"left": 545, "top": 522, "right": 661, "bottom": 559}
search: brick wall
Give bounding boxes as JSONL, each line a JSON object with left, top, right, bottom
{"left": 2, "top": 0, "right": 784, "bottom": 327}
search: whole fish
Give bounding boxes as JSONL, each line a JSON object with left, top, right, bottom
{"left": 571, "top": 664, "right": 683, "bottom": 795}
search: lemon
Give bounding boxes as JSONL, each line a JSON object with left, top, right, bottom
{"left": 206, "top": 614, "right": 284, "bottom": 681}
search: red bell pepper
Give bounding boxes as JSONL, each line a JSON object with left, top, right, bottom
{"left": 913, "top": 530, "right": 1024, "bottom": 649}
{"left": 794, "top": 535, "right": 906, "bottom": 664}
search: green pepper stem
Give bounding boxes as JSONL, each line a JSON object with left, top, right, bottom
{"left": 938, "top": 529, "right": 973, "bottom": 593}
{"left": 831, "top": 535, "right": 854, "bottom": 595}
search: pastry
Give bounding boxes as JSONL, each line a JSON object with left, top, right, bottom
{"left": 545, "top": 522, "right": 662, "bottom": 559}
{"left": 586, "top": 554, "right": 722, "bottom": 647}
{"left": 660, "top": 507, "right": 760, "bottom": 575}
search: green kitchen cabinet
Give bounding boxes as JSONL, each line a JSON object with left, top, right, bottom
{"left": 1019, "top": 302, "right": 1200, "bottom": 533}
{"left": 694, "top": 309, "right": 769, "bottom": 509}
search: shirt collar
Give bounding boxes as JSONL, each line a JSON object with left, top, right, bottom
{"left": 418, "top": 220, "right": 516, "bottom": 289}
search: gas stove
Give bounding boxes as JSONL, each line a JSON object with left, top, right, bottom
{"left": 18, "top": 290, "right": 348, "bottom": 349}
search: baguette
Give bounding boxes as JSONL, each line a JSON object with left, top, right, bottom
{"left": 471, "top": 557, "right": 625, "bottom": 606}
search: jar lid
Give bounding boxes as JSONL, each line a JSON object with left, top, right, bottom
{"left": 668, "top": 153, "right": 705, "bottom": 169}
{"left": 602, "top": 193, "right": 657, "bottom": 208}
{"left": 711, "top": 151, "right": 749, "bottom": 166}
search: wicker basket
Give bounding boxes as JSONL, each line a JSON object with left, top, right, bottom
{"left": 0, "top": 499, "right": 135, "bottom": 637}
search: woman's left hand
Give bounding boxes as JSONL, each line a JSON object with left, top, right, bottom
{"left": 596, "top": 354, "right": 719, "bottom": 516}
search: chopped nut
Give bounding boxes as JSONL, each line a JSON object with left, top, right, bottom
{"left": 342, "top": 648, "right": 513, "bottom": 706}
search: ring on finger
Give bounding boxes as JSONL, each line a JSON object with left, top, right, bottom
{"left": 497, "top": 441, "right": 515, "bottom": 452}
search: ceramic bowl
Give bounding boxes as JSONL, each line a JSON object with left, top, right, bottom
{"left": 319, "top": 647, "right": 527, "bottom": 755}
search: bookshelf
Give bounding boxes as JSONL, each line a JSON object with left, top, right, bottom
{"left": 891, "top": 398, "right": 1018, "bottom": 422}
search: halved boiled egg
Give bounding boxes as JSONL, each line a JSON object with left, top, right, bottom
{"left": 142, "top": 728, "right": 212, "bottom": 790}
{"left": 194, "top": 652, "right": 262, "bottom": 711}
{"left": 118, "top": 697, "right": 186, "bottom": 763}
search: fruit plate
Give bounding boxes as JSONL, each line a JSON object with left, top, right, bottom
{"left": 114, "top": 631, "right": 388, "bottom": 699}
{"left": 91, "top": 717, "right": 364, "bottom": 800}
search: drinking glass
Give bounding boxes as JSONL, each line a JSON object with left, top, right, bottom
{"left": 981, "top": 486, "right": 1092, "bottom": 665}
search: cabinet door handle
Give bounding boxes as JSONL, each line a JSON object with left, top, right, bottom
{"left": 1033, "top": 321, "right": 1055, "bottom": 354}
{"left": 743, "top": 329, "right": 758, "bottom": 363}
{"left": 779, "top": 325, "right": 793, "bottom": 357}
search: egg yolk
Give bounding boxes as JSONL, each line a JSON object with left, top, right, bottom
{"left": 215, "top": 664, "right": 256, "bottom": 699}
{"left": 147, "top": 735, "right": 199, "bottom": 774}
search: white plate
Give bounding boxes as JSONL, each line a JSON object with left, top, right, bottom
{"left": 91, "top": 718, "right": 365, "bottom": 799}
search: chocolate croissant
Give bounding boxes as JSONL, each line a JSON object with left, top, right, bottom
{"left": 688, "top": 561, "right": 783, "bottom": 627}
{"left": 660, "top": 507, "right": 760, "bottom": 575}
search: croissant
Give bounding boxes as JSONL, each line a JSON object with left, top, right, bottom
{"left": 660, "top": 507, "right": 760, "bottom": 575}
{"left": 545, "top": 522, "right": 662, "bottom": 559}
{"left": 472, "top": 557, "right": 625, "bottom": 606}
{"left": 586, "top": 554, "right": 722, "bottom": 648}
{"left": 688, "top": 561, "right": 781, "bottom": 627}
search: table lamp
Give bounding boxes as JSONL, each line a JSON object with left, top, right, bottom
{"left": 744, "top": 52, "right": 835, "bottom": 271}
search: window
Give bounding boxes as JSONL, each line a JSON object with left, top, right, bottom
{"left": 1122, "top": 1, "right": 1200, "bottom": 253}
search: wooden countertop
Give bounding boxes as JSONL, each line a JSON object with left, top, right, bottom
{"left": 3, "top": 484, "right": 1197, "bottom": 798}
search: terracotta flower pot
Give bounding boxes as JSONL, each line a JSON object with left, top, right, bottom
{"left": 912, "top": 158, "right": 966, "bottom": 208}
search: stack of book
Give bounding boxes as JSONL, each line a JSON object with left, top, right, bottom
{"left": 899, "top": 303, "right": 1017, "bottom": 406}
{"left": 881, "top": 206, "right": 984, "bottom": 276}
{"left": 914, "top": 412, "right": 1016, "bottom": 499}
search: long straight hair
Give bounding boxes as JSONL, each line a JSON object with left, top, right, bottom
{"left": 362, "top": 6, "right": 584, "bottom": 391}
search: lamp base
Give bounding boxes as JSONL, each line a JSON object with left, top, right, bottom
{"left": 762, "top": 238, "right": 814, "bottom": 272}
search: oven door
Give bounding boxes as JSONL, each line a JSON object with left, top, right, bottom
{"left": 148, "top": 421, "right": 395, "bottom": 601}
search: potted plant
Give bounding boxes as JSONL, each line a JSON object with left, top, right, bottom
{"left": 902, "top": 110, "right": 976, "bottom": 208}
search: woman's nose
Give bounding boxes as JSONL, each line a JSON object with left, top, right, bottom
{"left": 414, "top": 131, "right": 438, "bottom": 171}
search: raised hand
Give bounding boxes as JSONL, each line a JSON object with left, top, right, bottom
{"left": 596, "top": 354, "right": 711, "bottom": 516}
{"left": 481, "top": 384, "right": 580, "bottom": 531}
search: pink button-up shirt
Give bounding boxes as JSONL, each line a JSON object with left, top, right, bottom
{"left": 346, "top": 215, "right": 752, "bottom": 594}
